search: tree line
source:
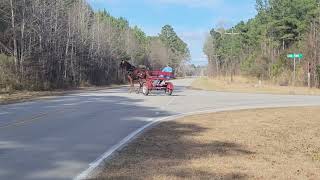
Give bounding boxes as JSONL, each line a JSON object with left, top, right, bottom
{"left": 204, "top": 0, "right": 320, "bottom": 87}
{"left": 0, "top": 0, "right": 190, "bottom": 91}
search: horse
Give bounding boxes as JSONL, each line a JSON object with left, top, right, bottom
{"left": 119, "top": 60, "right": 149, "bottom": 93}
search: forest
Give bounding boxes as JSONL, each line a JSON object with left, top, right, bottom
{"left": 204, "top": 0, "right": 320, "bottom": 87}
{"left": 0, "top": 0, "right": 192, "bottom": 91}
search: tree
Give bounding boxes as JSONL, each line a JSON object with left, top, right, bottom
{"left": 159, "top": 25, "right": 190, "bottom": 73}
{"left": 0, "top": 0, "right": 190, "bottom": 91}
{"left": 204, "top": 0, "right": 320, "bottom": 87}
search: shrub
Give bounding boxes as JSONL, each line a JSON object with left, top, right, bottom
{"left": 316, "top": 65, "right": 320, "bottom": 88}
{"left": 0, "top": 54, "right": 18, "bottom": 93}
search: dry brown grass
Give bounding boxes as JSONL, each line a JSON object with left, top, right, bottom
{"left": 93, "top": 107, "right": 320, "bottom": 180}
{"left": 0, "top": 84, "right": 122, "bottom": 105}
{"left": 0, "top": 91, "right": 67, "bottom": 105}
{"left": 191, "top": 77, "right": 320, "bottom": 96}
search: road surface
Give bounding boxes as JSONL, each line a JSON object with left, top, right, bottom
{"left": 1, "top": 78, "right": 320, "bottom": 180}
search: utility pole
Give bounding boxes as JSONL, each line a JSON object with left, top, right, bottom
{"left": 223, "top": 28, "right": 240, "bottom": 82}
{"left": 308, "top": 62, "right": 311, "bottom": 88}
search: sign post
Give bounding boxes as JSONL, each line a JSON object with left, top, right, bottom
{"left": 308, "top": 62, "right": 311, "bottom": 88}
{"left": 287, "top": 54, "right": 303, "bottom": 86}
{"left": 294, "top": 56, "right": 296, "bottom": 85}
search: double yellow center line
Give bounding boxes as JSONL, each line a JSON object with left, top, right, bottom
{"left": 0, "top": 108, "right": 76, "bottom": 129}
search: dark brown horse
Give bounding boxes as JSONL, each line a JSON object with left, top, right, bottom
{"left": 119, "top": 60, "right": 149, "bottom": 93}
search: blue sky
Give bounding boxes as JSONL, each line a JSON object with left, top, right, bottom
{"left": 87, "top": 0, "right": 257, "bottom": 65}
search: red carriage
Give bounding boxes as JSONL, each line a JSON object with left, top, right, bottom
{"left": 142, "top": 70, "right": 174, "bottom": 96}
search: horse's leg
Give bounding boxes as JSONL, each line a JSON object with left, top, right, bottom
{"left": 136, "top": 80, "right": 143, "bottom": 94}
{"left": 128, "top": 75, "right": 133, "bottom": 93}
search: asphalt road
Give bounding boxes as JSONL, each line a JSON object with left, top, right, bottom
{"left": 1, "top": 78, "right": 320, "bottom": 180}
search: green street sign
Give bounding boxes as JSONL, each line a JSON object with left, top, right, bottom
{"left": 287, "top": 54, "right": 294, "bottom": 58}
{"left": 287, "top": 53, "right": 303, "bottom": 59}
{"left": 295, "top": 54, "right": 303, "bottom": 59}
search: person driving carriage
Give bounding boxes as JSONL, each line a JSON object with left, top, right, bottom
{"left": 161, "top": 65, "right": 173, "bottom": 77}
{"left": 156, "top": 64, "right": 173, "bottom": 85}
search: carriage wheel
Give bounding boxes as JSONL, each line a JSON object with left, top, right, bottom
{"left": 142, "top": 83, "right": 149, "bottom": 96}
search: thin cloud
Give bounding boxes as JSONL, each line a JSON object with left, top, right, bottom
{"left": 180, "top": 30, "right": 207, "bottom": 41}
{"left": 86, "top": 0, "right": 122, "bottom": 5}
{"left": 147, "top": 0, "right": 222, "bottom": 8}
{"left": 87, "top": 0, "right": 115, "bottom": 2}
{"left": 176, "top": 29, "right": 209, "bottom": 65}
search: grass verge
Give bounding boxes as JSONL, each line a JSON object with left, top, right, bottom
{"left": 0, "top": 84, "right": 122, "bottom": 105}
{"left": 191, "top": 77, "right": 320, "bottom": 96}
{"left": 92, "top": 107, "right": 320, "bottom": 180}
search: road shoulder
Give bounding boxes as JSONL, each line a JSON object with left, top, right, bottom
{"left": 92, "top": 107, "right": 320, "bottom": 180}
{"left": 191, "top": 77, "right": 320, "bottom": 96}
{"left": 0, "top": 84, "right": 124, "bottom": 105}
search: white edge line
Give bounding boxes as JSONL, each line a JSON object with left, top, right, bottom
{"left": 75, "top": 79, "right": 194, "bottom": 180}
{"left": 73, "top": 120, "right": 157, "bottom": 180}
{"left": 74, "top": 103, "right": 316, "bottom": 180}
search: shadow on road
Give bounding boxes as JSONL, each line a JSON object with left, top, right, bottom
{"left": 93, "top": 121, "right": 253, "bottom": 179}
{"left": 0, "top": 93, "right": 175, "bottom": 180}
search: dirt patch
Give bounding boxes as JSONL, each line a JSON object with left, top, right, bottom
{"left": 191, "top": 77, "right": 320, "bottom": 96}
{"left": 92, "top": 107, "right": 320, "bottom": 180}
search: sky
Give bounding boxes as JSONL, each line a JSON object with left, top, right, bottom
{"left": 87, "top": 0, "right": 257, "bottom": 65}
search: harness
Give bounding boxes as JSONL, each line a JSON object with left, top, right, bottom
{"left": 121, "top": 61, "right": 146, "bottom": 80}
{"left": 126, "top": 66, "right": 135, "bottom": 76}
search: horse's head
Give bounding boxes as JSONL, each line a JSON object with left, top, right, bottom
{"left": 119, "top": 60, "right": 126, "bottom": 70}
{"left": 120, "top": 60, "right": 135, "bottom": 72}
